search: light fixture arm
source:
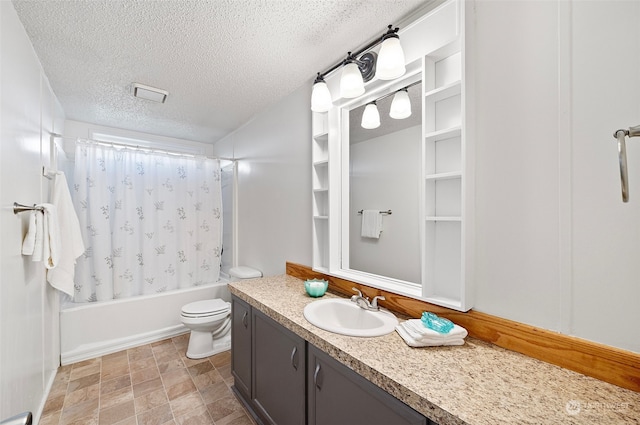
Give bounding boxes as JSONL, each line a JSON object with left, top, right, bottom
{"left": 315, "top": 24, "right": 400, "bottom": 81}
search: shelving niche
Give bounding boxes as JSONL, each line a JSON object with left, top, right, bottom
{"left": 422, "top": 43, "right": 469, "bottom": 310}
{"left": 312, "top": 112, "right": 329, "bottom": 272}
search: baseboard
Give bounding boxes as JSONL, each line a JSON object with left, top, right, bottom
{"left": 286, "top": 262, "right": 640, "bottom": 392}
{"left": 60, "top": 325, "right": 189, "bottom": 365}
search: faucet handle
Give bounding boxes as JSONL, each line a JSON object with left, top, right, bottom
{"left": 370, "top": 295, "right": 385, "bottom": 309}
{"left": 351, "top": 287, "right": 363, "bottom": 297}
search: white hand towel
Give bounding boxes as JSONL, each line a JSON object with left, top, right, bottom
{"left": 46, "top": 172, "right": 85, "bottom": 297}
{"left": 40, "top": 203, "right": 60, "bottom": 269}
{"left": 396, "top": 324, "right": 465, "bottom": 348}
{"left": 404, "top": 319, "right": 468, "bottom": 341}
{"left": 21, "top": 212, "right": 38, "bottom": 255}
{"left": 32, "top": 211, "right": 44, "bottom": 262}
{"left": 361, "top": 210, "right": 383, "bottom": 239}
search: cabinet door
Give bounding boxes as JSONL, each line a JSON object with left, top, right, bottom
{"left": 231, "top": 295, "right": 252, "bottom": 399}
{"left": 308, "top": 345, "right": 428, "bottom": 425}
{"left": 252, "top": 309, "right": 306, "bottom": 425}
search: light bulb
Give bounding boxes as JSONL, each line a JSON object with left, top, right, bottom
{"left": 311, "top": 76, "right": 332, "bottom": 112}
{"left": 340, "top": 62, "right": 365, "bottom": 99}
{"left": 361, "top": 103, "right": 380, "bottom": 129}
{"left": 376, "top": 35, "right": 406, "bottom": 80}
{"left": 389, "top": 89, "right": 411, "bottom": 119}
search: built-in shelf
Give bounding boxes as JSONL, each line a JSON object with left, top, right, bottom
{"left": 313, "top": 188, "right": 328, "bottom": 193}
{"left": 424, "top": 125, "right": 461, "bottom": 142}
{"left": 425, "top": 216, "right": 461, "bottom": 222}
{"left": 424, "top": 171, "right": 461, "bottom": 181}
{"left": 424, "top": 80, "right": 461, "bottom": 102}
{"left": 313, "top": 159, "right": 328, "bottom": 167}
{"left": 313, "top": 215, "right": 329, "bottom": 220}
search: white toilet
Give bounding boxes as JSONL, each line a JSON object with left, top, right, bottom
{"left": 180, "top": 266, "right": 262, "bottom": 359}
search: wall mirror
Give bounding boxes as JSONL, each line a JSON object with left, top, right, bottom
{"left": 313, "top": 0, "right": 471, "bottom": 311}
{"left": 345, "top": 77, "right": 422, "bottom": 286}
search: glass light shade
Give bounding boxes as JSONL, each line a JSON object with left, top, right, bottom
{"left": 311, "top": 80, "right": 332, "bottom": 112}
{"left": 361, "top": 103, "right": 381, "bottom": 129}
{"left": 389, "top": 90, "right": 411, "bottom": 119}
{"left": 376, "top": 37, "right": 406, "bottom": 80}
{"left": 340, "top": 62, "right": 365, "bottom": 98}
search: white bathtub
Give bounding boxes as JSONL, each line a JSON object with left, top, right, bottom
{"left": 60, "top": 277, "right": 231, "bottom": 365}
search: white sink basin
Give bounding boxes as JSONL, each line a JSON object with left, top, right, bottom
{"left": 303, "top": 298, "right": 398, "bottom": 337}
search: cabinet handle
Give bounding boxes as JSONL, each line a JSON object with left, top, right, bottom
{"left": 313, "top": 363, "right": 323, "bottom": 390}
{"left": 290, "top": 346, "right": 298, "bottom": 370}
{"left": 242, "top": 311, "right": 248, "bottom": 328}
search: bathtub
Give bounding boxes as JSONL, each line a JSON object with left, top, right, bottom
{"left": 60, "top": 276, "right": 231, "bottom": 365}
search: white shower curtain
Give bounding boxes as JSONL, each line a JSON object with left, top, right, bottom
{"left": 73, "top": 141, "right": 222, "bottom": 302}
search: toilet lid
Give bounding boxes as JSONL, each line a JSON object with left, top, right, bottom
{"left": 182, "top": 299, "right": 229, "bottom": 315}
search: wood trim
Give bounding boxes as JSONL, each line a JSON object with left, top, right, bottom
{"left": 286, "top": 262, "right": 640, "bottom": 392}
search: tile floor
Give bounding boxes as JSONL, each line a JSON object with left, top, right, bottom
{"left": 39, "top": 333, "right": 255, "bottom": 425}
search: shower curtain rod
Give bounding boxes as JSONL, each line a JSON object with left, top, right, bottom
{"left": 50, "top": 133, "right": 235, "bottom": 162}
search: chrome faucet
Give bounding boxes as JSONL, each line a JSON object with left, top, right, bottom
{"left": 350, "top": 287, "right": 385, "bottom": 311}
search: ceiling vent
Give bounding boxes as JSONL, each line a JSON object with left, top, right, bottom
{"left": 132, "top": 83, "right": 168, "bottom": 103}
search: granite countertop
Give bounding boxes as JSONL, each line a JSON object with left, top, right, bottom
{"left": 229, "top": 274, "right": 640, "bottom": 425}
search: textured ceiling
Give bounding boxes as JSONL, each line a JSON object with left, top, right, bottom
{"left": 13, "top": 0, "right": 434, "bottom": 144}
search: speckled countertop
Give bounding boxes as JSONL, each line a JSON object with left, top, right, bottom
{"left": 229, "top": 275, "right": 640, "bottom": 425}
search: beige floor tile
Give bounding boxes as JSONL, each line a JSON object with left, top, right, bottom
{"left": 192, "top": 369, "right": 224, "bottom": 391}
{"left": 154, "top": 349, "right": 182, "bottom": 364}
{"left": 42, "top": 392, "right": 65, "bottom": 416}
{"left": 100, "top": 386, "right": 134, "bottom": 410}
{"left": 65, "top": 382, "right": 100, "bottom": 405}
{"left": 131, "top": 364, "right": 160, "bottom": 385}
{"left": 64, "top": 413, "right": 99, "bottom": 425}
{"left": 217, "top": 363, "right": 232, "bottom": 380}
{"left": 128, "top": 345, "right": 154, "bottom": 362}
{"left": 165, "top": 378, "right": 197, "bottom": 401}
{"left": 136, "top": 403, "right": 173, "bottom": 425}
{"left": 67, "top": 372, "right": 101, "bottom": 394}
{"left": 71, "top": 358, "right": 101, "bottom": 369}
{"left": 133, "top": 388, "right": 168, "bottom": 414}
{"left": 98, "top": 399, "right": 135, "bottom": 425}
{"left": 132, "top": 376, "right": 163, "bottom": 398}
{"left": 59, "top": 397, "right": 99, "bottom": 424}
{"left": 169, "top": 391, "right": 205, "bottom": 419}
{"left": 206, "top": 395, "right": 245, "bottom": 422}
{"left": 215, "top": 411, "right": 254, "bottom": 425}
{"left": 160, "top": 367, "right": 191, "bottom": 387}
{"left": 129, "top": 356, "right": 156, "bottom": 372}
{"left": 39, "top": 411, "right": 61, "bottom": 425}
{"left": 199, "top": 381, "right": 232, "bottom": 405}
{"left": 188, "top": 360, "right": 214, "bottom": 378}
{"left": 111, "top": 417, "right": 137, "bottom": 425}
{"left": 209, "top": 351, "right": 231, "bottom": 368}
{"left": 100, "top": 374, "right": 132, "bottom": 396}
{"left": 174, "top": 404, "right": 213, "bottom": 425}
{"left": 101, "top": 358, "right": 129, "bottom": 381}
{"left": 70, "top": 362, "right": 101, "bottom": 381}
{"left": 157, "top": 357, "right": 185, "bottom": 374}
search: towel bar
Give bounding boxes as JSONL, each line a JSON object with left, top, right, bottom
{"left": 13, "top": 202, "right": 44, "bottom": 215}
{"left": 357, "top": 210, "right": 392, "bottom": 215}
{"left": 613, "top": 124, "right": 640, "bottom": 202}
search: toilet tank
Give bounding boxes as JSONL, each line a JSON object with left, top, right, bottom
{"left": 229, "top": 266, "right": 262, "bottom": 281}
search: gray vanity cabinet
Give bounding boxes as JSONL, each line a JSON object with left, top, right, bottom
{"left": 231, "top": 296, "right": 252, "bottom": 399}
{"left": 307, "top": 345, "right": 430, "bottom": 425}
{"left": 252, "top": 308, "right": 306, "bottom": 425}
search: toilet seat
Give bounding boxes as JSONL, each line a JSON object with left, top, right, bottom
{"left": 181, "top": 299, "right": 230, "bottom": 319}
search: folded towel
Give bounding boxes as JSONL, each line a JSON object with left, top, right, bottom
{"left": 46, "top": 172, "right": 85, "bottom": 297}
{"left": 361, "top": 210, "right": 383, "bottom": 238}
{"left": 403, "top": 319, "right": 468, "bottom": 340}
{"left": 21, "top": 212, "right": 38, "bottom": 255}
{"left": 396, "top": 324, "right": 465, "bottom": 347}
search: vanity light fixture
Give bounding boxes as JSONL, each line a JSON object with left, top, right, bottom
{"left": 389, "top": 88, "right": 411, "bottom": 119}
{"left": 376, "top": 26, "right": 406, "bottom": 80}
{"left": 361, "top": 101, "right": 381, "bottom": 129}
{"left": 310, "top": 24, "right": 406, "bottom": 111}
{"left": 311, "top": 73, "right": 333, "bottom": 112}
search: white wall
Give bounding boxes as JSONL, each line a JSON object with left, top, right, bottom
{"left": 349, "top": 125, "right": 421, "bottom": 283}
{"left": 0, "top": 2, "right": 65, "bottom": 421}
{"left": 216, "top": 1, "right": 639, "bottom": 353}
{"left": 212, "top": 85, "right": 312, "bottom": 277}
{"left": 473, "top": 0, "right": 640, "bottom": 352}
